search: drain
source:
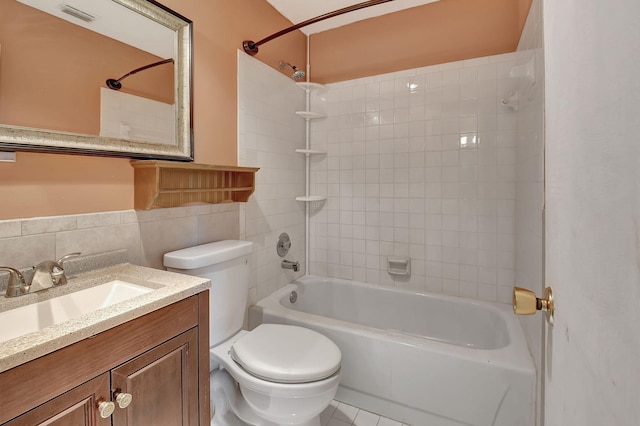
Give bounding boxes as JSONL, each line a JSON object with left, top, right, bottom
{"left": 289, "top": 291, "right": 298, "bottom": 304}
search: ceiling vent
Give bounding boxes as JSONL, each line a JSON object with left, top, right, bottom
{"left": 60, "top": 4, "right": 95, "bottom": 22}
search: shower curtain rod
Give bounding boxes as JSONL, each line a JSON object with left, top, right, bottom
{"left": 243, "top": 0, "right": 396, "bottom": 56}
{"left": 106, "top": 58, "right": 174, "bottom": 90}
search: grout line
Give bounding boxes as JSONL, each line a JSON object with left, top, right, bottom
{"left": 329, "top": 400, "right": 409, "bottom": 426}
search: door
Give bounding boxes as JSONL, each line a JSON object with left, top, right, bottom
{"left": 4, "top": 373, "right": 112, "bottom": 426}
{"left": 111, "top": 329, "right": 199, "bottom": 426}
{"left": 542, "top": 0, "right": 640, "bottom": 424}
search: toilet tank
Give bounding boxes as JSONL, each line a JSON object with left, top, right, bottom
{"left": 163, "top": 240, "right": 253, "bottom": 347}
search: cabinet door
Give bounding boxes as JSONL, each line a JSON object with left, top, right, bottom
{"left": 111, "top": 329, "right": 199, "bottom": 425}
{"left": 4, "top": 373, "right": 112, "bottom": 426}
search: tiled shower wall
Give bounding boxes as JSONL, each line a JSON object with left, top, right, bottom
{"left": 100, "top": 88, "right": 175, "bottom": 145}
{"left": 308, "top": 51, "right": 535, "bottom": 304}
{"left": 237, "top": 52, "right": 306, "bottom": 304}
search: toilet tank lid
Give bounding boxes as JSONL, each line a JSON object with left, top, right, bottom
{"left": 164, "top": 240, "right": 253, "bottom": 270}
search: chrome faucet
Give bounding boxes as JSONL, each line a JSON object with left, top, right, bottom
{"left": 31, "top": 252, "right": 81, "bottom": 292}
{"left": 1, "top": 252, "right": 81, "bottom": 297}
{"left": 281, "top": 259, "right": 300, "bottom": 272}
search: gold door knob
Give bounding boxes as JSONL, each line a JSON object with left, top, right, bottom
{"left": 513, "top": 286, "right": 554, "bottom": 324}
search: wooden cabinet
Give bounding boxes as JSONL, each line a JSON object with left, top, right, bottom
{"left": 4, "top": 374, "right": 112, "bottom": 426}
{"left": 112, "top": 330, "right": 199, "bottom": 425}
{"left": 0, "top": 293, "right": 210, "bottom": 426}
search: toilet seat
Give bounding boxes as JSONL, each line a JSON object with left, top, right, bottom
{"left": 211, "top": 329, "right": 341, "bottom": 396}
{"left": 230, "top": 324, "right": 341, "bottom": 384}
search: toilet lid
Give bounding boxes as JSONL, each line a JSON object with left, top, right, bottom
{"left": 230, "top": 324, "right": 341, "bottom": 384}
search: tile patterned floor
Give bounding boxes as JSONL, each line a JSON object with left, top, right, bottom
{"left": 320, "top": 401, "right": 411, "bottom": 426}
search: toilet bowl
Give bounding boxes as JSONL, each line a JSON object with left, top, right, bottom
{"left": 211, "top": 327, "right": 341, "bottom": 425}
{"left": 164, "top": 241, "right": 341, "bottom": 426}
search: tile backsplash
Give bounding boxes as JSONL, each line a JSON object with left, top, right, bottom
{"left": 0, "top": 204, "right": 239, "bottom": 274}
{"left": 308, "top": 51, "right": 536, "bottom": 304}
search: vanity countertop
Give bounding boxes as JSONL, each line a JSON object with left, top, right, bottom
{"left": 0, "top": 263, "right": 210, "bottom": 374}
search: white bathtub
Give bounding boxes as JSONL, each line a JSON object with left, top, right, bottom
{"left": 248, "top": 275, "right": 535, "bottom": 426}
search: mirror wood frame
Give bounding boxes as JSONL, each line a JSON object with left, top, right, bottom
{"left": 0, "top": 0, "right": 194, "bottom": 161}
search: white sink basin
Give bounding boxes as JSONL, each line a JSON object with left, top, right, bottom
{"left": 0, "top": 280, "right": 153, "bottom": 344}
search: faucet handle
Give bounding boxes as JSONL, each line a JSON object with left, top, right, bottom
{"left": 54, "top": 252, "right": 81, "bottom": 285}
{"left": 57, "top": 252, "right": 81, "bottom": 267}
{"left": 0, "top": 267, "right": 29, "bottom": 298}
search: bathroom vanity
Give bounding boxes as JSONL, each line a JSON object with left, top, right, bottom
{"left": 0, "top": 263, "right": 210, "bottom": 425}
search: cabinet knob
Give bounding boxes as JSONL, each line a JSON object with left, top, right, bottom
{"left": 115, "top": 392, "right": 133, "bottom": 408}
{"left": 97, "top": 400, "right": 115, "bottom": 418}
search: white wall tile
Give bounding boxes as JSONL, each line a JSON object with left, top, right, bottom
{"left": 238, "top": 53, "right": 306, "bottom": 300}
{"left": 309, "top": 51, "right": 523, "bottom": 301}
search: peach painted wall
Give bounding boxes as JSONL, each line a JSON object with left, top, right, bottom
{"left": 0, "top": 0, "right": 531, "bottom": 220}
{"left": 0, "top": 1, "right": 173, "bottom": 135}
{"left": 518, "top": 0, "right": 533, "bottom": 35}
{"left": 309, "top": 0, "right": 533, "bottom": 83}
{"left": 0, "top": 0, "right": 306, "bottom": 220}
{"left": 0, "top": 154, "right": 134, "bottom": 216}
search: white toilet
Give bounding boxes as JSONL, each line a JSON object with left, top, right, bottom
{"left": 164, "top": 240, "right": 341, "bottom": 426}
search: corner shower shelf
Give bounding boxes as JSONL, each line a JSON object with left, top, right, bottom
{"left": 296, "top": 82, "right": 327, "bottom": 92}
{"left": 131, "top": 160, "right": 259, "bottom": 210}
{"left": 295, "top": 195, "right": 327, "bottom": 202}
{"left": 295, "top": 111, "right": 327, "bottom": 120}
{"left": 295, "top": 149, "right": 326, "bottom": 155}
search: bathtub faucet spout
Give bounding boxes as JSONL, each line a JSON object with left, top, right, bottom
{"left": 281, "top": 259, "right": 299, "bottom": 272}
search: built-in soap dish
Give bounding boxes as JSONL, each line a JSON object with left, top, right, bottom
{"left": 387, "top": 257, "right": 411, "bottom": 276}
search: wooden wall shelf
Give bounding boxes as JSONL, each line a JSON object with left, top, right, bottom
{"left": 131, "top": 160, "right": 259, "bottom": 210}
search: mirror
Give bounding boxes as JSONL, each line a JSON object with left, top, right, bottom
{"left": 0, "top": 0, "right": 193, "bottom": 160}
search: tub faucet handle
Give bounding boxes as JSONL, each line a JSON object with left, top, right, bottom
{"left": 276, "top": 233, "right": 292, "bottom": 257}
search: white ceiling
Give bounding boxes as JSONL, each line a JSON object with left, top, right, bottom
{"left": 265, "top": 0, "right": 440, "bottom": 35}
{"left": 17, "top": 0, "right": 175, "bottom": 58}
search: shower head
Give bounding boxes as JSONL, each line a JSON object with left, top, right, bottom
{"left": 279, "top": 61, "right": 305, "bottom": 81}
{"left": 106, "top": 58, "right": 174, "bottom": 90}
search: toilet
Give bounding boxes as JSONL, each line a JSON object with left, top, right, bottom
{"left": 164, "top": 240, "right": 341, "bottom": 426}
